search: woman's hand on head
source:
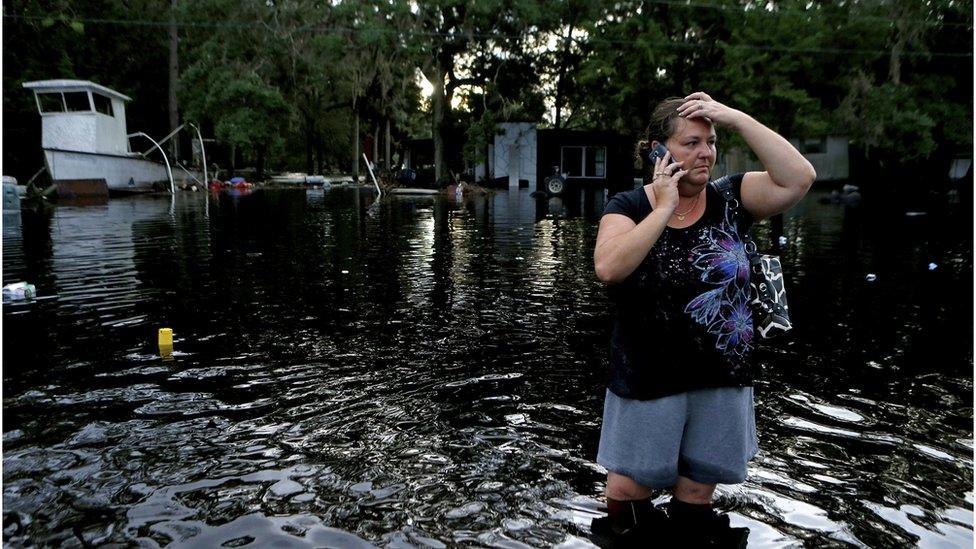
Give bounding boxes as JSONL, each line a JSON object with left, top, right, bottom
{"left": 676, "top": 91, "right": 744, "bottom": 129}
{"left": 648, "top": 151, "right": 686, "bottom": 213}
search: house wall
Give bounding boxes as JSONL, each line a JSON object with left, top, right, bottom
{"left": 476, "top": 123, "right": 637, "bottom": 193}
{"left": 717, "top": 137, "right": 849, "bottom": 182}
{"left": 493, "top": 123, "right": 537, "bottom": 189}
{"left": 791, "top": 137, "right": 849, "bottom": 181}
{"left": 537, "top": 129, "right": 634, "bottom": 194}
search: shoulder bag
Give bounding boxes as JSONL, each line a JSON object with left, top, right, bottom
{"left": 710, "top": 176, "right": 793, "bottom": 339}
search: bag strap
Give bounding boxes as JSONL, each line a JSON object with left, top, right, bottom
{"left": 710, "top": 175, "right": 737, "bottom": 204}
{"left": 709, "top": 175, "right": 747, "bottom": 231}
{"left": 709, "top": 176, "right": 759, "bottom": 258}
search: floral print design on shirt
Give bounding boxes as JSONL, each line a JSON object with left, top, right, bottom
{"left": 684, "top": 207, "right": 754, "bottom": 356}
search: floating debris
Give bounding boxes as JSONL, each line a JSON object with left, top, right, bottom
{"left": 865, "top": 274, "right": 877, "bottom": 282}
{"left": 2, "top": 282, "right": 36, "bottom": 300}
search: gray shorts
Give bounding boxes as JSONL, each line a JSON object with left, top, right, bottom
{"left": 597, "top": 387, "right": 758, "bottom": 489}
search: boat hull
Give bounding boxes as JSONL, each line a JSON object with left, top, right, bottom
{"left": 44, "top": 148, "right": 202, "bottom": 194}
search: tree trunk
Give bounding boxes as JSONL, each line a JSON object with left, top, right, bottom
{"left": 554, "top": 22, "right": 574, "bottom": 129}
{"left": 429, "top": 60, "right": 448, "bottom": 183}
{"left": 889, "top": 40, "right": 902, "bottom": 85}
{"left": 168, "top": 0, "right": 180, "bottom": 161}
{"left": 305, "top": 122, "right": 314, "bottom": 174}
{"left": 384, "top": 118, "right": 391, "bottom": 169}
{"left": 316, "top": 134, "right": 324, "bottom": 175}
{"left": 351, "top": 106, "right": 360, "bottom": 179}
{"left": 229, "top": 142, "right": 236, "bottom": 176}
{"left": 256, "top": 145, "right": 266, "bottom": 181}
{"left": 373, "top": 124, "right": 379, "bottom": 169}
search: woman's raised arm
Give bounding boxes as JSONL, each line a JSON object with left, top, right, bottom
{"left": 678, "top": 91, "right": 816, "bottom": 220}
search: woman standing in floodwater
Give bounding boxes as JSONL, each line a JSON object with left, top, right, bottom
{"left": 590, "top": 91, "right": 815, "bottom": 546}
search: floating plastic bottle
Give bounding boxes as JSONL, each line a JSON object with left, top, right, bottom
{"left": 2, "top": 282, "right": 36, "bottom": 300}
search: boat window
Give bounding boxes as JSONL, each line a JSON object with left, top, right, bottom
{"left": 37, "top": 93, "right": 65, "bottom": 113}
{"left": 92, "top": 93, "right": 114, "bottom": 116}
{"left": 63, "top": 91, "right": 92, "bottom": 112}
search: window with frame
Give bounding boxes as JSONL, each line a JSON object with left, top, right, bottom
{"left": 37, "top": 93, "right": 65, "bottom": 113}
{"left": 799, "top": 138, "right": 826, "bottom": 155}
{"left": 63, "top": 92, "right": 93, "bottom": 112}
{"left": 92, "top": 93, "right": 114, "bottom": 116}
{"left": 560, "top": 145, "right": 607, "bottom": 178}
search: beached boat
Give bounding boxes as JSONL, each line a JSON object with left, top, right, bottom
{"left": 23, "top": 80, "right": 204, "bottom": 195}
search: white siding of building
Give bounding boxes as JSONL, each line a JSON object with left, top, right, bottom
{"left": 491, "top": 123, "right": 537, "bottom": 189}
{"left": 716, "top": 136, "right": 849, "bottom": 182}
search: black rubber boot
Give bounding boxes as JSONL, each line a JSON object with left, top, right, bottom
{"left": 589, "top": 498, "right": 671, "bottom": 548}
{"left": 664, "top": 498, "right": 750, "bottom": 548}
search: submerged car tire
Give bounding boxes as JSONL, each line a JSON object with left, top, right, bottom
{"left": 545, "top": 175, "right": 566, "bottom": 195}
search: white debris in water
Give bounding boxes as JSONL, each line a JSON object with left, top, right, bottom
{"left": 445, "top": 501, "right": 486, "bottom": 519}
{"left": 865, "top": 274, "right": 877, "bottom": 281}
{"left": 778, "top": 236, "right": 788, "bottom": 245}
{"left": 269, "top": 479, "right": 304, "bottom": 498}
{"left": 928, "top": 263, "right": 937, "bottom": 271}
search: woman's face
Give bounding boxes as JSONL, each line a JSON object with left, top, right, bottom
{"left": 664, "top": 117, "right": 717, "bottom": 189}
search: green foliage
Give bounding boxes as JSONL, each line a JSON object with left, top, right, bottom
{"left": 839, "top": 74, "right": 936, "bottom": 161}
{"left": 3, "top": 0, "right": 170, "bottom": 182}
{"left": 206, "top": 73, "right": 290, "bottom": 150}
{"left": 2, "top": 0, "right": 972, "bottom": 181}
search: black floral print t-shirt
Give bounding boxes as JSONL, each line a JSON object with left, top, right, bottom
{"left": 602, "top": 174, "right": 755, "bottom": 400}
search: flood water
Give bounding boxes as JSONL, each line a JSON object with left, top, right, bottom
{"left": 2, "top": 185, "right": 972, "bottom": 548}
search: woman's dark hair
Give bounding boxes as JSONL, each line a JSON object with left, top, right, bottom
{"left": 634, "top": 97, "right": 687, "bottom": 182}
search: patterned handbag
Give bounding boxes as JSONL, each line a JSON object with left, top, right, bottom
{"left": 711, "top": 176, "right": 793, "bottom": 339}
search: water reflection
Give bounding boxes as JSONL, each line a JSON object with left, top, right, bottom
{"left": 2, "top": 186, "right": 971, "bottom": 547}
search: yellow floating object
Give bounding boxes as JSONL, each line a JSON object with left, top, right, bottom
{"left": 159, "top": 343, "right": 174, "bottom": 359}
{"left": 158, "top": 328, "right": 173, "bottom": 354}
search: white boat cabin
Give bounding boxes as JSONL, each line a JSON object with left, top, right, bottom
{"left": 23, "top": 79, "right": 133, "bottom": 157}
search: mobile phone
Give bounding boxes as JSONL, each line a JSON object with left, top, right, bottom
{"left": 647, "top": 143, "right": 670, "bottom": 165}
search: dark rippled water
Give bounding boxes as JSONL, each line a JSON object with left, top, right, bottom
{"left": 2, "top": 185, "right": 972, "bottom": 547}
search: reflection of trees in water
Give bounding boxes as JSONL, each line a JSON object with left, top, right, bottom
{"left": 129, "top": 195, "right": 215, "bottom": 351}
{"left": 19, "top": 208, "right": 55, "bottom": 287}
{"left": 3, "top": 208, "right": 56, "bottom": 390}
{"left": 759, "top": 188, "right": 973, "bottom": 396}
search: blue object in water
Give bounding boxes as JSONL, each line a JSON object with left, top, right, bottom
{"left": 230, "top": 176, "right": 246, "bottom": 184}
